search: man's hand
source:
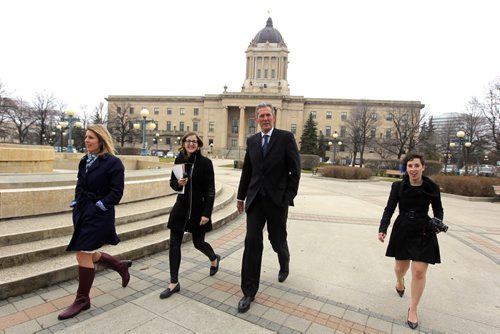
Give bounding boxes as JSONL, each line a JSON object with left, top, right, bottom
{"left": 200, "top": 216, "right": 209, "bottom": 225}
{"left": 236, "top": 200, "right": 244, "bottom": 214}
{"left": 178, "top": 177, "right": 188, "bottom": 186}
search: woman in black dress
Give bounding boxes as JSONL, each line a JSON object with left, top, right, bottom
{"left": 378, "top": 154, "right": 444, "bottom": 330}
{"left": 59, "top": 124, "right": 132, "bottom": 320}
{"left": 159, "top": 132, "right": 220, "bottom": 299}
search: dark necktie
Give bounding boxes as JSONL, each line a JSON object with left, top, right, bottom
{"left": 262, "top": 134, "right": 270, "bottom": 157}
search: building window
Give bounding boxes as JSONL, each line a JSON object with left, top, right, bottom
{"left": 326, "top": 111, "right": 332, "bottom": 119}
{"left": 194, "top": 108, "right": 199, "bottom": 116}
{"left": 165, "top": 137, "right": 171, "bottom": 145}
{"left": 129, "top": 107, "right": 135, "bottom": 114}
{"left": 193, "top": 121, "right": 199, "bottom": 132}
{"left": 310, "top": 111, "right": 316, "bottom": 119}
{"left": 166, "top": 121, "right": 171, "bottom": 131}
{"left": 385, "top": 128, "right": 392, "bottom": 138}
{"left": 264, "top": 69, "right": 268, "bottom": 78}
{"left": 117, "top": 107, "right": 122, "bottom": 113}
{"left": 154, "top": 107, "right": 159, "bottom": 115}
{"left": 232, "top": 118, "right": 239, "bottom": 134}
{"left": 248, "top": 119, "right": 256, "bottom": 134}
{"left": 180, "top": 108, "right": 185, "bottom": 115}
{"left": 341, "top": 112, "right": 347, "bottom": 121}
{"left": 386, "top": 113, "right": 393, "bottom": 121}
{"left": 291, "top": 124, "right": 297, "bottom": 135}
{"left": 179, "top": 122, "right": 185, "bottom": 132}
{"left": 325, "top": 126, "right": 331, "bottom": 137}
{"left": 167, "top": 108, "right": 172, "bottom": 115}
{"left": 231, "top": 139, "right": 238, "bottom": 147}
{"left": 371, "top": 113, "right": 377, "bottom": 120}
{"left": 257, "top": 69, "right": 261, "bottom": 78}
{"left": 371, "top": 127, "right": 376, "bottom": 138}
{"left": 209, "top": 121, "right": 215, "bottom": 132}
{"left": 340, "top": 126, "right": 346, "bottom": 138}
{"left": 271, "top": 69, "right": 275, "bottom": 78}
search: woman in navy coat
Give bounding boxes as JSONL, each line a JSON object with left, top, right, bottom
{"left": 59, "top": 124, "right": 132, "bottom": 320}
{"left": 378, "top": 154, "right": 444, "bottom": 330}
{"left": 159, "top": 132, "right": 220, "bottom": 299}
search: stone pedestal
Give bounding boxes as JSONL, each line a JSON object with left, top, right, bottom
{"left": 0, "top": 144, "right": 55, "bottom": 173}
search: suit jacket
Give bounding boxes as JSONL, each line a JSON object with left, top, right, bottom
{"left": 237, "top": 128, "right": 301, "bottom": 211}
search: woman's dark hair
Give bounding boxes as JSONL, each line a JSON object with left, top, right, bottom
{"left": 401, "top": 154, "right": 425, "bottom": 172}
{"left": 179, "top": 132, "right": 204, "bottom": 156}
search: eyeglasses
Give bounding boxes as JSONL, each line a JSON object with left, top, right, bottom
{"left": 184, "top": 140, "right": 198, "bottom": 145}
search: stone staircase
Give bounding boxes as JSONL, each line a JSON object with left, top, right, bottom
{"left": 0, "top": 182, "right": 238, "bottom": 300}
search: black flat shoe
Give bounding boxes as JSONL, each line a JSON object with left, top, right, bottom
{"left": 237, "top": 296, "right": 254, "bottom": 313}
{"left": 210, "top": 255, "right": 221, "bottom": 276}
{"left": 407, "top": 308, "right": 418, "bottom": 330}
{"left": 278, "top": 271, "right": 289, "bottom": 283}
{"left": 159, "top": 283, "right": 180, "bottom": 299}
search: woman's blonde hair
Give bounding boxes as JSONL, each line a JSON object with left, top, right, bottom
{"left": 86, "top": 124, "right": 117, "bottom": 156}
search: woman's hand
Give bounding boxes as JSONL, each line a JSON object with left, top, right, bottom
{"left": 178, "top": 177, "right": 188, "bottom": 186}
{"left": 378, "top": 232, "right": 386, "bottom": 243}
{"left": 200, "top": 216, "right": 209, "bottom": 225}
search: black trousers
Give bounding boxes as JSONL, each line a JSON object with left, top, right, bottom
{"left": 241, "top": 194, "right": 290, "bottom": 297}
{"left": 169, "top": 229, "right": 217, "bottom": 283}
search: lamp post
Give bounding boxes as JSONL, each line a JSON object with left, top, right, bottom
{"left": 210, "top": 143, "right": 214, "bottom": 155}
{"left": 64, "top": 110, "right": 83, "bottom": 153}
{"left": 329, "top": 132, "right": 342, "bottom": 164}
{"left": 155, "top": 132, "right": 160, "bottom": 152}
{"left": 133, "top": 108, "right": 157, "bottom": 156}
{"left": 464, "top": 141, "right": 472, "bottom": 175}
{"left": 455, "top": 130, "right": 466, "bottom": 175}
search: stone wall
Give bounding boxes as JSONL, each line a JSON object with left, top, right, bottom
{"left": 0, "top": 144, "right": 55, "bottom": 173}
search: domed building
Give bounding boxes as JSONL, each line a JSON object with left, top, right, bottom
{"left": 106, "top": 18, "right": 423, "bottom": 161}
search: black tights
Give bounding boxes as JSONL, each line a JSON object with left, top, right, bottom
{"left": 169, "top": 229, "right": 216, "bottom": 283}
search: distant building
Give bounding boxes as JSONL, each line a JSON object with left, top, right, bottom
{"left": 106, "top": 18, "right": 424, "bottom": 159}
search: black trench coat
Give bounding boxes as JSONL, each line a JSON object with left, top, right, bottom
{"left": 379, "top": 175, "right": 444, "bottom": 264}
{"left": 167, "top": 150, "right": 215, "bottom": 233}
{"left": 66, "top": 154, "right": 125, "bottom": 251}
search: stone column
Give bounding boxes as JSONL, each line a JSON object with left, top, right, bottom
{"left": 221, "top": 106, "right": 229, "bottom": 150}
{"left": 275, "top": 107, "right": 282, "bottom": 129}
{"left": 238, "top": 106, "right": 246, "bottom": 148}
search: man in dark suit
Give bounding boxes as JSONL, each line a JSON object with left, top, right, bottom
{"left": 236, "top": 102, "right": 301, "bottom": 313}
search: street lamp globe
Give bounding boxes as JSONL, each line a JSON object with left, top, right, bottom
{"left": 333, "top": 132, "right": 338, "bottom": 139}
{"left": 59, "top": 121, "right": 68, "bottom": 128}
{"left": 328, "top": 141, "right": 332, "bottom": 146}
{"left": 465, "top": 142, "right": 471, "bottom": 148}
{"left": 338, "top": 141, "right": 342, "bottom": 146}
{"left": 56, "top": 125, "right": 62, "bottom": 130}
{"left": 133, "top": 123, "right": 140, "bottom": 130}
{"left": 456, "top": 130, "right": 465, "bottom": 138}
{"left": 449, "top": 142, "right": 456, "bottom": 148}
{"left": 140, "top": 108, "right": 149, "bottom": 118}
{"left": 147, "top": 122, "right": 156, "bottom": 131}
{"left": 65, "top": 110, "right": 76, "bottom": 117}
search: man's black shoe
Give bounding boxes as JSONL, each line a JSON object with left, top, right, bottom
{"left": 237, "top": 296, "right": 254, "bottom": 313}
{"left": 278, "top": 271, "right": 289, "bottom": 283}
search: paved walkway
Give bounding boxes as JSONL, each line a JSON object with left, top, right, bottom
{"left": 1, "top": 161, "right": 499, "bottom": 333}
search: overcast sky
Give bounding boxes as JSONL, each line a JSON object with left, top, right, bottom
{"left": 1, "top": 0, "right": 499, "bottom": 117}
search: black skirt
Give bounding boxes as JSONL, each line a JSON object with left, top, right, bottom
{"left": 386, "top": 216, "right": 441, "bottom": 264}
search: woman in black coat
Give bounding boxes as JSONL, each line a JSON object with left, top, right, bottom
{"left": 159, "top": 132, "right": 220, "bottom": 299}
{"left": 58, "top": 124, "right": 132, "bottom": 320}
{"left": 378, "top": 154, "right": 444, "bottom": 330}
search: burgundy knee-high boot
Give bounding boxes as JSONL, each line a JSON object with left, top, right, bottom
{"left": 58, "top": 267, "right": 95, "bottom": 320}
{"left": 98, "top": 252, "right": 132, "bottom": 287}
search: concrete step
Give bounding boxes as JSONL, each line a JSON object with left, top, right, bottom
{"left": 0, "top": 185, "right": 238, "bottom": 299}
{"left": 0, "top": 184, "right": 231, "bottom": 269}
{"left": 0, "top": 183, "right": 223, "bottom": 247}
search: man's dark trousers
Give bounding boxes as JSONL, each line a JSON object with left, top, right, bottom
{"left": 241, "top": 194, "right": 289, "bottom": 297}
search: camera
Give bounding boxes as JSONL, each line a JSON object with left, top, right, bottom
{"left": 428, "top": 217, "right": 448, "bottom": 233}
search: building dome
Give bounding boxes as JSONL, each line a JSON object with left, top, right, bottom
{"left": 253, "top": 18, "right": 283, "bottom": 43}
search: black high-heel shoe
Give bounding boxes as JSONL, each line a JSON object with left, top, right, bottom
{"left": 395, "top": 278, "right": 405, "bottom": 297}
{"left": 407, "top": 308, "right": 418, "bottom": 330}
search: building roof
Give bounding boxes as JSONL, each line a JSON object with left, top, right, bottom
{"left": 253, "top": 17, "right": 284, "bottom": 43}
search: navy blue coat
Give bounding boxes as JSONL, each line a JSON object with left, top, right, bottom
{"left": 66, "top": 154, "right": 125, "bottom": 251}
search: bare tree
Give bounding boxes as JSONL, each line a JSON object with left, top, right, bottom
{"left": 377, "top": 104, "right": 426, "bottom": 159}
{"left": 91, "top": 101, "right": 107, "bottom": 125}
{"left": 345, "top": 101, "right": 378, "bottom": 166}
{"left": 476, "top": 78, "right": 500, "bottom": 153}
{"left": 108, "top": 102, "right": 137, "bottom": 147}
{"left": 32, "top": 91, "right": 58, "bottom": 144}
{"left": 4, "top": 98, "right": 37, "bottom": 143}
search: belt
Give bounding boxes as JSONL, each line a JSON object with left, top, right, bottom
{"left": 401, "top": 210, "right": 428, "bottom": 219}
